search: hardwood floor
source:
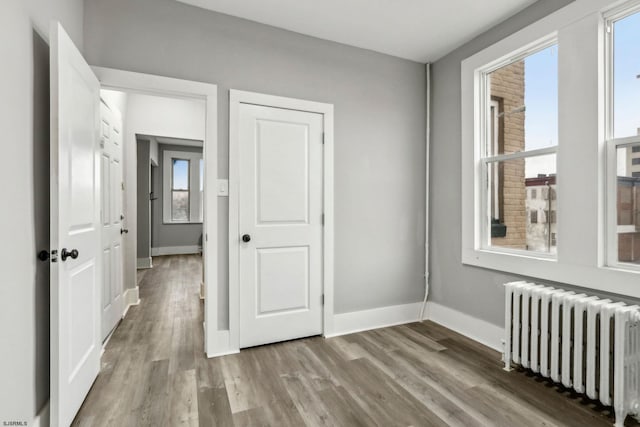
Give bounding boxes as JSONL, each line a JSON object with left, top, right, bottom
{"left": 73, "top": 254, "right": 636, "bottom": 426}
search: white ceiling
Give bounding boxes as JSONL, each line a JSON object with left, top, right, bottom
{"left": 176, "top": 0, "right": 537, "bottom": 62}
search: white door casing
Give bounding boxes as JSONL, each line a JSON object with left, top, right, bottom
{"left": 238, "top": 103, "right": 324, "bottom": 348}
{"left": 50, "top": 22, "right": 102, "bottom": 427}
{"left": 100, "top": 100, "right": 125, "bottom": 341}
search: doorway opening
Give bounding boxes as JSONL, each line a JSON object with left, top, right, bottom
{"left": 99, "top": 88, "right": 208, "bottom": 345}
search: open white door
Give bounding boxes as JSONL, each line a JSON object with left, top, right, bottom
{"left": 100, "top": 100, "right": 125, "bottom": 341}
{"left": 50, "top": 22, "right": 102, "bottom": 427}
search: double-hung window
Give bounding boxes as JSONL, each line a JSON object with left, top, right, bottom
{"left": 163, "top": 150, "right": 203, "bottom": 224}
{"left": 605, "top": 4, "right": 640, "bottom": 269}
{"left": 461, "top": 0, "right": 640, "bottom": 298}
{"left": 479, "top": 41, "right": 559, "bottom": 256}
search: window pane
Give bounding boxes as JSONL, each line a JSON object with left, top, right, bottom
{"left": 615, "top": 144, "right": 640, "bottom": 265}
{"left": 172, "top": 190, "right": 189, "bottom": 221}
{"left": 172, "top": 159, "right": 189, "bottom": 190}
{"left": 613, "top": 10, "right": 640, "bottom": 139}
{"left": 199, "top": 159, "right": 204, "bottom": 192}
{"left": 488, "top": 153, "right": 557, "bottom": 253}
{"left": 487, "top": 45, "right": 558, "bottom": 156}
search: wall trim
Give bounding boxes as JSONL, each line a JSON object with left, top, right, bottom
{"left": 33, "top": 401, "right": 50, "bottom": 427}
{"left": 325, "top": 302, "right": 422, "bottom": 338}
{"left": 122, "top": 286, "right": 140, "bottom": 317}
{"left": 424, "top": 302, "right": 503, "bottom": 352}
{"left": 151, "top": 245, "right": 200, "bottom": 256}
{"left": 136, "top": 257, "right": 153, "bottom": 269}
{"left": 206, "top": 330, "right": 239, "bottom": 358}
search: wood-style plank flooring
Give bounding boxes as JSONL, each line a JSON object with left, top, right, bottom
{"left": 73, "top": 255, "right": 637, "bottom": 426}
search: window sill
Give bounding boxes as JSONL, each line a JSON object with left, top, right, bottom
{"left": 462, "top": 247, "right": 640, "bottom": 299}
{"left": 163, "top": 221, "right": 203, "bottom": 225}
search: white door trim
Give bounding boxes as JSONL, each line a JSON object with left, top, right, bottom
{"left": 228, "top": 90, "right": 335, "bottom": 353}
{"left": 91, "top": 67, "right": 219, "bottom": 357}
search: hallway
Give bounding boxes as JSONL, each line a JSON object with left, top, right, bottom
{"left": 73, "top": 255, "right": 625, "bottom": 426}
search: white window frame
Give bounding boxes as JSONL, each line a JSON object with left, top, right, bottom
{"left": 604, "top": 1, "right": 640, "bottom": 272}
{"left": 461, "top": 0, "right": 640, "bottom": 299}
{"left": 477, "top": 37, "right": 558, "bottom": 259}
{"left": 163, "top": 150, "right": 203, "bottom": 224}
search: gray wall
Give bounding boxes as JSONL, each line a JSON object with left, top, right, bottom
{"left": 137, "top": 139, "right": 151, "bottom": 259}
{"left": 0, "top": 0, "right": 83, "bottom": 423}
{"left": 84, "top": 0, "right": 427, "bottom": 318}
{"left": 152, "top": 144, "right": 204, "bottom": 249}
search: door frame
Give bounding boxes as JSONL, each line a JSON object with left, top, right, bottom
{"left": 92, "top": 66, "right": 219, "bottom": 357}
{"left": 227, "top": 90, "right": 335, "bottom": 353}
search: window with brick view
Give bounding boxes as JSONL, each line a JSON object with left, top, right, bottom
{"left": 485, "top": 44, "right": 558, "bottom": 254}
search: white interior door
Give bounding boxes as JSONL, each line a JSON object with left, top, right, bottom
{"left": 100, "top": 100, "right": 125, "bottom": 340}
{"left": 238, "top": 103, "right": 324, "bottom": 348}
{"left": 50, "top": 22, "right": 101, "bottom": 427}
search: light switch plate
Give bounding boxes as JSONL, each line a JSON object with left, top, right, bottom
{"left": 217, "top": 179, "right": 229, "bottom": 196}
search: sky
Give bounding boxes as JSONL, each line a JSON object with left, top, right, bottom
{"left": 614, "top": 11, "right": 640, "bottom": 139}
{"left": 519, "top": 11, "right": 640, "bottom": 177}
{"left": 173, "top": 159, "right": 189, "bottom": 189}
{"left": 522, "top": 44, "right": 558, "bottom": 178}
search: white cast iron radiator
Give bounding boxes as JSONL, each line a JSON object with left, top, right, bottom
{"left": 504, "top": 281, "right": 640, "bottom": 427}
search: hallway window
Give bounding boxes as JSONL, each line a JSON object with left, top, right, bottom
{"left": 171, "top": 159, "right": 190, "bottom": 221}
{"left": 163, "top": 150, "right": 203, "bottom": 224}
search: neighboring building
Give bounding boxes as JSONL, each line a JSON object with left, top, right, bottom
{"left": 618, "top": 128, "right": 640, "bottom": 264}
{"left": 525, "top": 175, "right": 557, "bottom": 253}
{"left": 626, "top": 128, "right": 640, "bottom": 178}
{"left": 617, "top": 174, "right": 640, "bottom": 263}
{"left": 489, "top": 60, "right": 527, "bottom": 250}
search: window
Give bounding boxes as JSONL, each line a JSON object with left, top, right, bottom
{"left": 461, "top": 0, "right": 640, "bottom": 299}
{"left": 171, "top": 159, "right": 190, "bottom": 221}
{"left": 163, "top": 150, "right": 204, "bottom": 223}
{"left": 481, "top": 43, "right": 558, "bottom": 255}
{"left": 606, "top": 5, "right": 640, "bottom": 268}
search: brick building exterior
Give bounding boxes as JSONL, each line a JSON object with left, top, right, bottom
{"left": 489, "top": 60, "right": 527, "bottom": 249}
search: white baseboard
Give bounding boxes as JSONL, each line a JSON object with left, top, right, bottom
{"left": 136, "top": 257, "right": 153, "bottom": 269}
{"left": 424, "top": 302, "right": 503, "bottom": 352}
{"left": 33, "top": 401, "right": 49, "bottom": 427}
{"left": 151, "top": 245, "right": 200, "bottom": 256}
{"left": 122, "top": 286, "right": 140, "bottom": 317}
{"left": 206, "top": 329, "right": 239, "bottom": 358}
{"left": 326, "top": 302, "right": 422, "bottom": 338}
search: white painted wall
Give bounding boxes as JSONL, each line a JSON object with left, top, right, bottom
{"left": 0, "top": 0, "right": 83, "bottom": 424}
{"left": 120, "top": 92, "right": 206, "bottom": 291}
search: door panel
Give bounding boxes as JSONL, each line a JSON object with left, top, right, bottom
{"left": 102, "top": 249, "right": 111, "bottom": 309}
{"left": 50, "top": 22, "right": 101, "bottom": 427}
{"left": 238, "top": 103, "right": 323, "bottom": 348}
{"left": 256, "top": 120, "right": 309, "bottom": 224}
{"left": 257, "top": 246, "right": 310, "bottom": 315}
{"left": 69, "top": 262, "right": 96, "bottom": 373}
